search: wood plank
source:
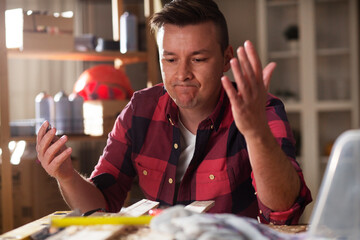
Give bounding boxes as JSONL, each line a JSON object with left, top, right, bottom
{"left": 145, "top": 0, "right": 161, "bottom": 87}
{"left": 112, "top": 0, "right": 124, "bottom": 41}
{"left": 0, "top": 211, "right": 69, "bottom": 240}
{"left": 119, "top": 199, "right": 159, "bottom": 217}
{"left": 0, "top": 0, "right": 14, "bottom": 232}
{"left": 9, "top": 135, "right": 107, "bottom": 143}
{"left": 184, "top": 200, "right": 215, "bottom": 213}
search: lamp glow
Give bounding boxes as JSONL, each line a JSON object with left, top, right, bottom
{"left": 5, "top": 8, "right": 23, "bottom": 49}
{"left": 10, "top": 141, "right": 26, "bottom": 165}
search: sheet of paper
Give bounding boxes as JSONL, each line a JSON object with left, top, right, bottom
{"left": 184, "top": 200, "right": 215, "bottom": 213}
{"left": 120, "top": 199, "right": 160, "bottom": 217}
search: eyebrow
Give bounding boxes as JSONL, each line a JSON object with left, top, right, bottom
{"left": 163, "top": 49, "right": 211, "bottom": 56}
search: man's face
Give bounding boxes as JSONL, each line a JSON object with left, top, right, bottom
{"left": 157, "top": 21, "right": 231, "bottom": 112}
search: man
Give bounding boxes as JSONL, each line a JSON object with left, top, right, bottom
{"left": 36, "top": 0, "right": 311, "bottom": 225}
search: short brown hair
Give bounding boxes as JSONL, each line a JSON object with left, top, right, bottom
{"left": 150, "top": 0, "right": 229, "bottom": 53}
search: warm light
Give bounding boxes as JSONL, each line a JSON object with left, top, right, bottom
{"left": 8, "top": 141, "right": 16, "bottom": 151}
{"left": 5, "top": 8, "right": 23, "bottom": 49}
{"left": 61, "top": 11, "right": 74, "bottom": 18}
{"left": 10, "top": 141, "right": 26, "bottom": 165}
{"left": 74, "top": 73, "right": 88, "bottom": 93}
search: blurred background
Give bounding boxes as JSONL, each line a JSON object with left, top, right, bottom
{"left": 0, "top": 0, "right": 359, "bottom": 232}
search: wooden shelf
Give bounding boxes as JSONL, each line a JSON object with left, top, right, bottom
{"left": 1, "top": 0, "right": 161, "bottom": 232}
{"left": 267, "top": 0, "right": 298, "bottom": 7}
{"left": 257, "top": 0, "right": 359, "bottom": 223}
{"left": 283, "top": 102, "right": 302, "bottom": 113}
{"left": 7, "top": 49, "right": 148, "bottom": 64}
{"left": 316, "top": 100, "right": 354, "bottom": 111}
{"left": 269, "top": 50, "right": 299, "bottom": 59}
{"left": 282, "top": 100, "right": 355, "bottom": 113}
{"left": 317, "top": 47, "right": 349, "bottom": 56}
{"left": 316, "top": 0, "right": 347, "bottom": 3}
{"left": 9, "top": 134, "right": 107, "bottom": 143}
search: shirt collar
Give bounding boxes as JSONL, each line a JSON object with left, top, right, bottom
{"left": 164, "top": 84, "right": 228, "bottom": 131}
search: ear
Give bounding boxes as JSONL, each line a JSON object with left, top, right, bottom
{"left": 223, "top": 45, "right": 234, "bottom": 72}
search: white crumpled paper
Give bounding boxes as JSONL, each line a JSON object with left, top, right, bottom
{"left": 150, "top": 206, "right": 308, "bottom": 240}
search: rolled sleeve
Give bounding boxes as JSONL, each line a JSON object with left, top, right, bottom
{"left": 256, "top": 172, "right": 312, "bottom": 225}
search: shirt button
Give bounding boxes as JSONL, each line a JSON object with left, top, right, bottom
{"left": 254, "top": 191, "right": 257, "bottom": 195}
{"left": 259, "top": 210, "right": 263, "bottom": 214}
{"left": 209, "top": 174, "right": 215, "bottom": 180}
{"left": 210, "top": 125, "right": 214, "bottom": 130}
{"left": 142, "top": 170, "right": 148, "bottom": 176}
{"left": 168, "top": 178, "right": 173, "bottom": 184}
{"left": 174, "top": 143, "right": 179, "bottom": 149}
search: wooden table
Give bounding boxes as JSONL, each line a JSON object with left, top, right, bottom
{"left": 0, "top": 212, "right": 308, "bottom": 240}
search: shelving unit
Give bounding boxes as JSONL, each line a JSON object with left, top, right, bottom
{"left": 257, "top": 0, "right": 359, "bottom": 222}
{"left": 0, "top": 0, "right": 161, "bottom": 232}
{"left": 0, "top": 0, "right": 12, "bottom": 232}
{"left": 7, "top": 49, "right": 147, "bottom": 64}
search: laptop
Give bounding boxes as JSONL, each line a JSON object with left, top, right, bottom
{"left": 307, "top": 129, "right": 360, "bottom": 239}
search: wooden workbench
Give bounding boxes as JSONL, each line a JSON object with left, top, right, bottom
{"left": 0, "top": 211, "right": 308, "bottom": 240}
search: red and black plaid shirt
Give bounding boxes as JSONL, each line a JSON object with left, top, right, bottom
{"left": 90, "top": 83, "right": 312, "bottom": 225}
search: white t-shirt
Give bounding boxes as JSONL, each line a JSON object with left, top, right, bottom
{"left": 176, "top": 118, "right": 196, "bottom": 183}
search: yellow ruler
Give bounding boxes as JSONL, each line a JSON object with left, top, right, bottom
{"left": 51, "top": 215, "right": 153, "bottom": 228}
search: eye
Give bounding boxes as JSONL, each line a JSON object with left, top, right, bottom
{"left": 164, "top": 58, "right": 176, "bottom": 63}
{"left": 193, "top": 58, "right": 207, "bottom": 63}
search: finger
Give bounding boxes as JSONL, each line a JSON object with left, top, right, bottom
{"left": 230, "top": 57, "right": 250, "bottom": 99}
{"left": 45, "top": 127, "right": 57, "bottom": 146}
{"left": 263, "top": 62, "right": 277, "bottom": 91}
{"left": 238, "top": 46, "right": 257, "bottom": 93}
{"left": 48, "top": 147, "right": 72, "bottom": 172}
{"left": 244, "top": 40, "right": 263, "bottom": 81}
{"left": 36, "top": 121, "right": 49, "bottom": 146}
{"left": 221, "top": 75, "right": 241, "bottom": 102}
{"left": 37, "top": 127, "right": 57, "bottom": 160}
{"left": 43, "top": 135, "right": 68, "bottom": 165}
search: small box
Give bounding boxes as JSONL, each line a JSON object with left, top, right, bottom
{"left": 5, "top": 9, "right": 74, "bottom": 51}
{"left": 23, "top": 13, "right": 74, "bottom": 51}
{"left": 83, "top": 100, "right": 129, "bottom": 136}
{"left": 22, "top": 32, "right": 74, "bottom": 51}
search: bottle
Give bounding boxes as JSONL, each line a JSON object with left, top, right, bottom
{"left": 120, "top": 11, "right": 138, "bottom": 53}
{"left": 69, "top": 92, "right": 84, "bottom": 134}
{"left": 54, "top": 91, "right": 72, "bottom": 134}
{"left": 35, "top": 92, "right": 54, "bottom": 134}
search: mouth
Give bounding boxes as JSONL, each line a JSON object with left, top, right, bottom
{"left": 173, "top": 85, "right": 198, "bottom": 93}
{"left": 173, "top": 83, "right": 199, "bottom": 88}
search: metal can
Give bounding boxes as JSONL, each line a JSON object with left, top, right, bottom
{"left": 120, "top": 11, "right": 138, "bottom": 53}
{"left": 35, "top": 92, "right": 54, "bottom": 134}
{"left": 54, "top": 91, "right": 72, "bottom": 134}
{"left": 69, "top": 92, "right": 84, "bottom": 134}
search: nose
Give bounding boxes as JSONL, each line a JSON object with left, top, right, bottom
{"left": 176, "top": 60, "right": 193, "bottom": 81}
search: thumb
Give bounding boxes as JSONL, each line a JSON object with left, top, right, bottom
{"left": 262, "top": 62, "right": 277, "bottom": 91}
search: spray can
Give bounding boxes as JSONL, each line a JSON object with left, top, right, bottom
{"left": 120, "top": 11, "right": 138, "bottom": 53}
{"left": 35, "top": 92, "right": 54, "bottom": 134}
{"left": 69, "top": 92, "right": 84, "bottom": 134}
{"left": 54, "top": 91, "right": 72, "bottom": 134}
